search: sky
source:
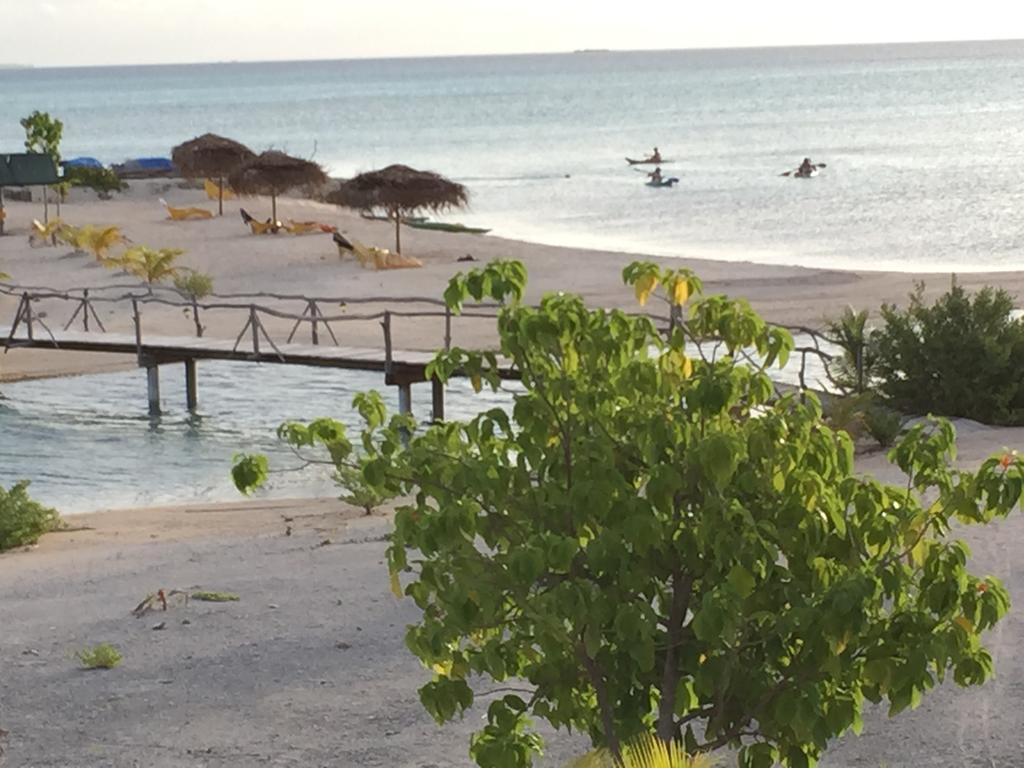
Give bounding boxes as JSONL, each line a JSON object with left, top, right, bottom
{"left": 1, "top": 0, "right": 1022, "bottom": 67}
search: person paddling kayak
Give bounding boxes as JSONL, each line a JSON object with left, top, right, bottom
{"left": 782, "top": 158, "right": 828, "bottom": 177}
{"left": 650, "top": 147, "right": 662, "bottom": 163}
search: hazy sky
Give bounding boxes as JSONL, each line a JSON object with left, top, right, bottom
{"left": 2, "top": 0, "right": 1021, "bottom": 67}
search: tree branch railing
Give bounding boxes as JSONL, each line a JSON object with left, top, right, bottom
{"left": 0, "top": 281, "right": 850, "bottom": 393}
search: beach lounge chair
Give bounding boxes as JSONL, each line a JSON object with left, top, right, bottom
{"left": 161, "top": 198, "right": 213, "bottom": 221}
{"left": 204, "top": 178, "right": 237, "bottom": 201}
{"left": 334, "top": 233, "right": 422, "bottom": 270}
{"left": 28, "top": 218, "right": 63, "bottom": 247}
{"left": 284, "top": 219, "right": 337, "bottom": 235}
{"left": 240, "top": 207, "right": 280, "bottom": 235}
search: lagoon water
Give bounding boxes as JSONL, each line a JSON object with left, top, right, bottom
{"left": 0, "top": 41, "right": 1014, "bottom": 511}
{"left": 2, "top": 41, "right": 1024, "bottom": 271}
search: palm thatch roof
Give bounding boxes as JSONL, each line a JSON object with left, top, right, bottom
{"left": 171, "top": 133, "right": 255, "bottom": 179}
{"left": 229, "top": 150, "right": 327, "bottom": 196}
{"left": 327, "top": 164, "right": 468, "bottom": 215}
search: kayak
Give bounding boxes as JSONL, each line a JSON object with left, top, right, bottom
{"left": 405, "top": 220, "right": 491, "bottom": 234}
{"left": 360, "top": 213, "right": 429, "bottom": 223}
{"left": 646, "top": 177, "right": 679, "bottom": 188}
{"left": 627, "top": 157, "right": 672, "bottom": 165}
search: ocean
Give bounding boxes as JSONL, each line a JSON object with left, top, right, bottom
{"left": 0, "top": 41, "right": 1018, "bottom": 511}
{"left": 2, "top": 41, "right": 1024, "bottom": 272}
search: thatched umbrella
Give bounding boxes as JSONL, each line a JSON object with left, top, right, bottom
{"left": 228, "top": 150, "right": 327, "bottom": 223}
{"left": 328, "top": 164, "right": 468, "bottom": 254}
{"left": 171, "top": 133, "right": 255, "bottom": 215}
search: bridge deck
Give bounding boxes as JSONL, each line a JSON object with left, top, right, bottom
{"left": 0, "top": 326, "right": 442, "bottom": 378}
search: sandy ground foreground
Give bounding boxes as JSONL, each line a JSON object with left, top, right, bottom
{"left": 2, "top": 427, "right": 1024, "bottom": 768}
{"left": 4, "top": 181, "right": 1024, "bottom": 383}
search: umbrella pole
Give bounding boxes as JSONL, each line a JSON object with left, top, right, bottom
{"left": 393, "top": 209, "right": 401, "bottom": 254}
{"left": 272, "top": 194, "right": 277, "bottom": 224}
{"left": 218, "top": 175, "right": 224, "bottom": 216}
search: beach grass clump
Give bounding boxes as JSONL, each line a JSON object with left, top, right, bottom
{"left": 0, "top": 481, "right": 60, "bottom": 553}
{"left": 76, "top": 643, "right": 122, "bottom": 670}
{"left": 874, "top": 283, "right": 1024, "bottom": 425}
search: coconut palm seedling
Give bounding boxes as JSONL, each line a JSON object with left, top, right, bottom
{"left": 566, "top": 734, "right": 712, "bottom": 768}
{"left": 120, "top": 246, "right": 184, "bottom": 289}
{"left": 78, "top": 225, "right": 127, "bottom": 262}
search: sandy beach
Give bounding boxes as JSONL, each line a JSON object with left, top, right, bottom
{"left": 4, "top": 182, "right": 1024, "bottom": 383}
{"left": 1, "top": 428, "right": 1023, "bottom": 767}
{"left": 4, "top": 184, "right": 1024, "bottom": 767}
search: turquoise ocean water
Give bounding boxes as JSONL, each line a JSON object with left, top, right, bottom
{"left": 0, "top": 42, "right": 1020, "bottom": 511}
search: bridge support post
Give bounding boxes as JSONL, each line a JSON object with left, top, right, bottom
{"left": 146, "top": 364, "right": 161, "bottom": 416}
{"left": 431, "top": 377, "right": 444, "bottom": 423}
{"left": 185, "top": 359, "right": 197, "bottom": 411}
{"left": 397, "top": 382, "right": 412, "bottom": 417}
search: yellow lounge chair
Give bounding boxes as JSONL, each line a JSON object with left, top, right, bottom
{"left": 204, "top": 178, "right": 236, "bottom": 201}
{"left": 345, "top": 239, "right": 422, "bottom": 270}
{"left": 28, "top": 218, "right": 63, "bottom": 247}
{"left": 240, "top": 207, "right": 280, "bottom": 234}
{"left": 160, "top": 198, "right": 213, "bottom": 221}
{"left": 284, "top": 220, "right": 320, "bottom": 235}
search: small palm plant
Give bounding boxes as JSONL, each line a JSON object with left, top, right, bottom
{"left": 81, "top": 225, "right": 127, "bottom": 262}
{"left": 566, "top": 734, "right": 712, "bottom": 768}
{"left": 824, "top": 306, "right": 877, "bottom": 394}
{"left": 121, "top": 246, "right": 184, "bottom": 290}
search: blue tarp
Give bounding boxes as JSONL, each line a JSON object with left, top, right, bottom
{"left": 63, "top": 157, "right": 103, "bottom": 169}
{"left": 125, "top": 157, "right": 174, "bottom": 171}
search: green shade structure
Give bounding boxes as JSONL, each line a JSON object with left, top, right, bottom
{"left": 327, "top": 164, "right": 468, "bottom": 254}
{"left": 0, "top": 153, "right": 61, "bottom": 233}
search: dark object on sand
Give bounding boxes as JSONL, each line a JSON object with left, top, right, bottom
{"left": 113, "top": 157, "right": 176, "bottom": 179}
{"left": 404, "top": 220, "right": 490, "bottom": 235}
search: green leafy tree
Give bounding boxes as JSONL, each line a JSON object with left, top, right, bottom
{"left": 20, "top": 110, "right": 65, "bottom": 219}
{"left": 173, "top": 270, "right": 214, "bottom": 337}
{"left": 874, "top": 283, "right": 1024, "bottom": 425}
{"left": 235, "top": 261, "right": 1022, "bottom": 768}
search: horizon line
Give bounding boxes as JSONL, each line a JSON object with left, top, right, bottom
{"left": 8, "top": 36, "right": 1024, "bottom": 72}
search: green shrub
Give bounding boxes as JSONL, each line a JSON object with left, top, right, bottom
{"left": 64, "top": 166, "right": 126, "bottom": 197}
{"left": 173, "top": 270, "right": 214, "bottom": 300}
{"left": 0, "top": 481, "right": 59, "bottom": 552}
{"left": 76, "top": 643, "right": 122, "bottom": 670}
{"left": 873, "top": 283, "right": 1024, "bottom": 425}
{"left": 863, "top": 402, "right": 904, "bottom": 447}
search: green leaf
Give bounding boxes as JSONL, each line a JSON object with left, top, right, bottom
{"left": 231, "top": 454, "right": 268, "bottom": 495}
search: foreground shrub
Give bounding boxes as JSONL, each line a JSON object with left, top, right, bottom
{"left": 824, "top": 307, "right": 878, "bottom": 394}
{"left": 65, "top": 166, "right": 126, "bottom": 198}
{"left": 874, "top": 284, "right": 1024, "bottom": 425}
{"left": 76, "top": 643, "right": 122, "bottom": 670}
{"left": 0, "top": 481, "right": 59, "bottom": 552}
{"left": 235, "top": 261, "right": 1023, "bottom": 768}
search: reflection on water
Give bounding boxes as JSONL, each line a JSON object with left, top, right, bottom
{"left": 0, "top": 335, "right": 833, "bottom": 514}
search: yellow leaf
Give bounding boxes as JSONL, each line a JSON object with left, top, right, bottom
{"left": 634, "top": 274, "right": 657, "bottom": 306}
{"left": 470, "top": 374, "right": 482, "bottom": 393}
{"left": 389, "top": 570, "right": 403, "bottom": 598}
{"left": 954, "top": 615, "right": 974, "bottom": 634}
{"left": 671, "top": 277, "right": 690, "bottom": 306}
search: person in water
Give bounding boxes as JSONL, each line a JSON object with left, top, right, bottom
{"left": 648, "top": 166, "right": 663, "bottom": 184}
{"left": 798, "top": 157, "right": 815, "bottom": 176}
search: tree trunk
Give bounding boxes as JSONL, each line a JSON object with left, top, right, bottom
{"left": 393, "top": 208, "right": 401, "bottom": 254}
{"left": 43, "top": 186, "right": 49, "bottom": 224}
{"left": 218, "top": 175, "right": 224, "bottom": 216}
{"left": 0, "top": 186, "right": 5, "bottom": 236}
{"left": 271, "top": 194, "right": 277, "bottom": 224}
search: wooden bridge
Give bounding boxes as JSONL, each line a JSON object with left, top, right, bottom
{"left": 0, "top": 283, "right": 526, "bottom": 419}
{"left": 1, "top": 282, "right": 840, "bottom": 418}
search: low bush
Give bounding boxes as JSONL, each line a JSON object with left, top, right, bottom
{"left": 173, "top": 270, "right": 214, "bottom": 300}
{"left": 76, "top": 643, "right": 122, "bottom": 670}
{"left": 336, "top": 462, "right": 396, "bottom": 515}
{"left": 64, "top": 166, "right": 126, "bottom": 198}
{"left": 873, "top": 283, "right": 1024, "bottom": 425}
{"left": 863, "top": 402, "right": 904, "bottom": 447}
{"left": 0, "top": 481, "right": 59, "bottom": 552}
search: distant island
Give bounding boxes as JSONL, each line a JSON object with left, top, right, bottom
{"left": 0, "top": 64, "right": 33, "bottom": 70}
{"left": 573, "top": 49, "right": 612, "bottom": 54}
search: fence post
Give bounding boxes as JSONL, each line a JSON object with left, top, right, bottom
{"left": 132, "top": 298, "right": 142, "bottom": 362}
{"left": 309, "top": 300, "right": 319, "bottom": 346}
{"left": 250, "top": 305, "right": 260, "bottom": 356}
{"left": 382, "top": 311, "right": 393, "bottom": 378}
{"left": 82, "top": 288, "right": 90, "bottom": 332}
{"left": 23, "top": 293, "right": 33, "bottom": 341}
